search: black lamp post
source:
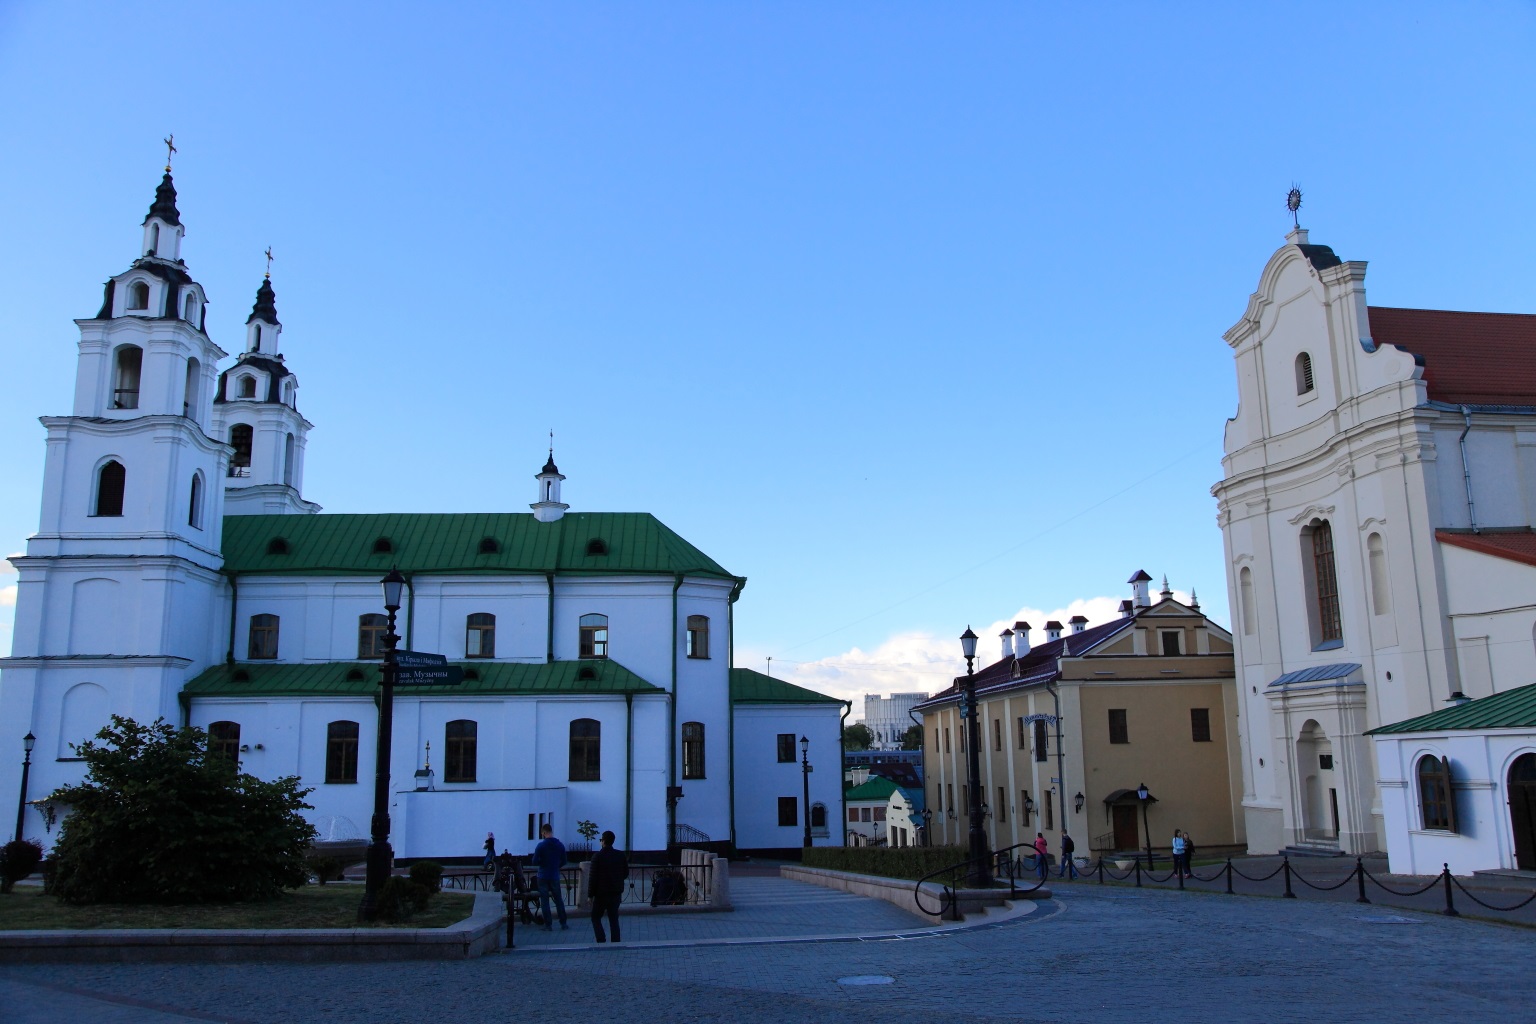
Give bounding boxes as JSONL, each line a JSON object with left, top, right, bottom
{"left": 800, "top": 735, "right": 813, "bottom": 849}
{"left": 14, "top": 733, "right": 35, "bottom": 841}
{"left": 959, "top": 627, "right": 992, "bottom": 887}
{"left": 1137, "top": 782, "right": 1155, "bottom": 869}
{"left": 921, "top": 807, "right": 932, "bottom": 847}
{"left": 359, "top": 568, "right": 405, "bottom": 921}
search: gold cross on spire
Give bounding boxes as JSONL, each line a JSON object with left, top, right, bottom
{"left": 264, "top": 246, "right": 274, "bottom": 280}
{"left": 163, "top": 134, "right": 177, "bottom": 172}
{"left": 549, "top": 429, "right": 554, "bottom": 458}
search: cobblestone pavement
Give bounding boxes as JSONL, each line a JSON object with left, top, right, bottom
{"left": 2, "top": 876, "right": 1532, "bottom": 1023}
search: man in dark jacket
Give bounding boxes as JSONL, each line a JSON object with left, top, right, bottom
{"left": 531, "top": 823, "right": 568, "bottom": 930}
{"left": 587, "top": 830, "right": 629, "bottom": 943}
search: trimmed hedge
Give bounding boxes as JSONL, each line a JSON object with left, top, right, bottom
{"left": 801, "top": 845, "right": 972, "bottom": 883}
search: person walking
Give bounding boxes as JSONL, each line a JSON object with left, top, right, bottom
{"left": 1182, "top": 830, "right": 1196, "bottom": 874}
{"left": 1171, "top": 829, "right": 1187, "bottom": 877}
{"left": 587, "top": 830, "right": 629, "bottom": 943}
{"left": 482, "top": 832, "right": 496, "bottom": 871}
{"left": 1056, "top": 831, "right": 1078, "bottom": 879}
{"left": 1033, "top": 832, "right": 1050, "bottom": 880}
{"left": 532, "top": 823, "right": 568, "bottom": 930}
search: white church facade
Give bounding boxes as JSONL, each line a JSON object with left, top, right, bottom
{"left": 0, "top": 168, "right": 846, "bottom": 860}
{"left": 1213, "top": 219, "right": 1536, "bottom": 871}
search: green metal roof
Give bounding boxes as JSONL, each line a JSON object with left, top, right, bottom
{"left": 845, "top": 776, "right": 900, "bottom": 802}
{"left": 1367, "top": 683, "right": 1536, "bottom": 735}
{"left": 729, "top": 668, "right": 844, "bottom": 705}
{"left": 182, "top": 659, "right": 663, "bottom": 699}
{"left": 219, "top": 512, "right": 739, "bottom": 581}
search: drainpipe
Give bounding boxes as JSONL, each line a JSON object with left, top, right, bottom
{"left": 625, "top": 691, "right": 634, "bottom": 850}
{"left": 1459, "top": 405, "right": 1479, "bottom": 533}
{"left": 727, "top": 579, "right": 743, "bottom": 850}
{"left": 840, "top": 700, "right": 852, "bottom": 848}
{"left": 545, "top": 572, "right": 556, "bottom": 663}
{"left": 669, "top": 574, "right": 683, "bottom": 845}
{"left": 1046, "top": 680, "right": 1066, "bottom": 831}
{"left": 224, "top": 572, "right": 239, "bottom": 665}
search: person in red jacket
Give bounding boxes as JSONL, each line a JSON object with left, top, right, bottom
{"left": 1033, "top": 832, "right": 1050, "bottom": 880}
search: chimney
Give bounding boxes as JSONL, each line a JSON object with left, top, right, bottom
{"left": 1045, "top": 620, "right": 1063, "bottom": 642}
{"left": 1015, "top": 622, "right": 1031, "bottom": 656}
{"left": 1129, "top": 569, "right": 1153, "bottom": 609}
{"left": 1000, "top": 628, "right": 1014, "bottom": 660}
{"left": 1119, "top": 600, "right": 1134, "bottom": 619}
{"left": 1069, "top": 615, "right": 1088, "bottom": 634}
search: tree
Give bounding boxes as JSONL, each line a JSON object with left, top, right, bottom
{"left": 900, "top": 724, "right": 924, "bottom": 751}
{"left": 45, "top": 716, "right": 317, "bottom": 904}
{"left": 843, "top": 723, "right": 873, "bottom": 751}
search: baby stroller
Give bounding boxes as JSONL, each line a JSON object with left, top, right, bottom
{"left": 493, "top": 853, "right": 539, "bottom": 924}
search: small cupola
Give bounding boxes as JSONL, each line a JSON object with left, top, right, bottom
{"left": 141, "top": 169, "right": 184, "bottom": 261}
{"left": 1160, "top": 575, "right": 1174, "bottom": 601}
{"left": 999, "top": 628, "right": 1014, "bottom": 660}
{"left": 1044, "top": 620, "right": 1063, "bottom": 642}
{"left": 1129, "top": 569, "right": 1153, "bottom": 609}
{"left": 1119, "top": 599, "right": 1134, "bottom": 619}
{"left": 1014, "top": 622, "right": 1031, "bottom": 656}
{"left": 531, "top": 450, "right": 569, "bottom": 523}
{"left": 1069, "top": 615, "right": 1088, "bottom": 634}
{"left": 246, "top": 276, "right": 282, "bottom": 355}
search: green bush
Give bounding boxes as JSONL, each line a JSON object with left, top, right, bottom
{"left": 802, "top": 845, "right": 973, "bottom": 883}
{"left": 1, "top": 838, "right": 44, "bottom": 894}
{"left": 376, "top": 876, "right": 431, "bottom": 922}
{"left": 408, "top": 861, "right": 442, "bottom": 893}
{"left": 45, "top": 716, "right": 317, "bottom": 905}
{"left": 306, "top": 855, "right": 342, "bottom": 885}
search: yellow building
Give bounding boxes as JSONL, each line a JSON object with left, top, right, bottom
{"left": 915, "top": 571, "right": 1244, "bottom": 865}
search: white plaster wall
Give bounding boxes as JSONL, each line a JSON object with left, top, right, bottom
{"left": 731, "top": 703, "right": 844, "bottom": 851}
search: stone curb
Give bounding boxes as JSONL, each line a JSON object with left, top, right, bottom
{"left": 780, "top": 864, "right": 1051, "bottom": 924}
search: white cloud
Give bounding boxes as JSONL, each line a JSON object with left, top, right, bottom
{"left": 751, "top": 589, "right": 1196, "bottom": 719}
{"left": 0, "top": 585, "right": 14, "bottom": 607}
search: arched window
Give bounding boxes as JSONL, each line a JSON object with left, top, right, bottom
{"left": 248, "top": 614, "right": 279, "bottom": 659}
{"left": 208, "top": 721, "right": 241, "bottom": 765}
{"left": 187, "top": 473, "right": 203, "bottom": 529}
{"left": 682, "top": 721, "right": 705, "bottom": 779}
{"left": 569, "top": 718, "right": 601, "bottom": 781}
{"left": 1239, "top": 566, "right": 1256, "bottom": 635}
{"left": 811, "top": 802, "right": 827, "bottom": 828}
{"left": 1368, "top": 533, "right": 1391, "bottom": 616}
{"left": 1418, "top": 755, "right": 1457, "bottom": 832}
{"left": 183, "top": 357, "right": 202, "bottom": 422}
{"left": 239, "top": 375, "right": 257, "bottom": 399}
{"left": 1296, "top": 352, "right": 1315, "bottom": 395}
{"left": 94, "top": 461, "right": 126, "bottom": 517}
{"left": 579, "top": 613, "right": 608, "bottom": 659}
{"left": 229, "top": 424, "right": 253, "bottom": 474}
{"left": 183, "top": 293, "right": 196, "bottom": 321}
{"left": 113, "top": 345, "right": 142, "bottom": 409}
{"left": 283, "top": 433, "right": 295, "bottom": 486}
{"left": 686, "top": 615, "right": 709, "bottom": 659}
{"left": 445, "top": 720, "right": 477, "bottom": 783}
{"left": 466, "top": 613, "right": 495, "bottom": 658}
{"left": 148, "top": 224, "right": 160, "bottom": 254}
{"left": 1301, "top": 520, "right": 1342, "bottom": 648}
{"left": 127, "top": 281, "right": 150, "bottom": 310}
{"left": 325, "top": 721, "right": 360, "bottom": 784}
{"left": 358, "top": 613, "right": 387, "bottom": 659}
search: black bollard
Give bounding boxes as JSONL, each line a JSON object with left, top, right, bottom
{"left": 1224, "top": 858, "right": 1234, "bottom": 895}
{"left": 505, "top": 895, "right": 515, "bottom": 948}
{"left": 1355, "top": 858, "right": 1369, "bottom": 904}
{"left": 1442, "top": 864, "right": 1459, "bottom": 917}
{"left": 1282, "top": 855, "right": 1296, "bottom": 898}
{"left": 1135, "top": 858, "right": 1143, "bottom": 887}
{"left": 1097, "top": 858, "right": 1105, "bottom": 885}
{"left": 1177, "top": 860, "right": 1185, "bottom": 890}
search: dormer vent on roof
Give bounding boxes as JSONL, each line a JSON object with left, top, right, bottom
{"left": 478, "top": 537, "right": 500, "bottom": 555}
{"left": 1014, "top": 622, "right": 1031, "bottom": 655}
{"left": 1045, "top": 620, "right": 1063, "bottom": 641}
{"left": 266, "top": 537, "right": 290, "bottom": 555}
{"left": 372, "top": 537, "right": 393, "bottom": 554}
{"left": 999, "top": 628, "right": 1014, "bottom": 659}
{"left": 1119, "top": 599, "right": 1134, "bottom": 618}
{"left": 1069, "top": 615, "right": 1088, "bottom": 633}
{"left": 1129, "top": 569, "right": 1152, "bottom": 608}
{"left": 585, "top": 538, "right": 608, "bottom": 556}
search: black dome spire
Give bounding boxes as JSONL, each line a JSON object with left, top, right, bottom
{"left": 143, "top": 172, "right": 181, "bottom": 228}
{"left": 247, "top": 277, "right": 279, "bottom": 325}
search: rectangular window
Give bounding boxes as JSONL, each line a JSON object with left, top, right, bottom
{"left": 686, "top": 615, "right": 709, "bottom": 658}
{"left": 1045, "top": 790, "right": 1054, "bottom": 831}
{"left": 208, "top": 721, "right": 240, "bottom": 765}
{"left": 1312, "top": 521, "right": 1343, "bottom": 644}
{"left": 777, "top": 733, "right": 796, "bottom": 763}
{"left": 860, "top": 807, "right": 872, "bottom": 822}
{"left": 946, "top": 783, "right": 954, "bottom": 813}
{"left": 1017, "top": 717, "right": 1027, "bottom": 750}
{"left": 997, "top": 786, "right": 1007, "bottom": 823}
{"left": 358, "top": 614, "right": 386, "bottom": 659}
{"left": 325, "top": 720, "right": 359, "bottom": 784}
{"left": 872, "top": 807, "right": 886, "bottom": 822}
{"left": 1161, "top": 630, "right": 1182, "bottom": 656}
{"left": 1108, "top": 709, "right": 1129, "bottom": 745}
{"left": 960, "top": 725, "right": 966, "bottom": 752}
{"left": 1033, "top": 719, "right": 1048, "bottom": 763}
{"left": 445, "top": 719, "right": 477, "bottom": 783}
{"left": 1021, "top": 789, "right": 1031, "bottom": 826}
{"left": 569, "top": 719, "right": 601, "bottom": 781}
{"left": 248, "top": 614, "right": 279, "bottom": 660}
{"left": 466, "top": 613, "right": 495, "bottom": 658}
{"left": 579, "top": 613, "right": 609, "bottom": 658}
{"left": 1190, "top": 708, "right": 1212, "bottom": 743}
{"left": 778, "top": 796, "right": 798, "bottom": 827}
{"left": 848, "top": 806, "right": 859, "bottom": 823}
{"left": 682, "top": 722, "right": 706, "bottom": 780}
{"left": 933, "top": 728, "right": 939, "bottom": 752}
{"left": 993, "top": 717, "right": 1002, "bottom": 752}
{"left": 944, "top": 727, "right": 950, "bottom": 753}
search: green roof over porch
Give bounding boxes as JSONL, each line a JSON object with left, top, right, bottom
{"left": 182, "top": 659, "right": 663, "bottom": 699}
{"left": 729, "top": 668, "right": 844, "bottom": 705}
{"left": 1366, "top": 683, "right": 1536, "bottom": 734}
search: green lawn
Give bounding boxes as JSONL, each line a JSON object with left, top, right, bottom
{"left": 0, "top": 884, "right": 475, "bottom": 930}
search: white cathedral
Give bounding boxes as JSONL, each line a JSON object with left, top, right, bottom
{"left": 0, "top": 168, "right": 847, "bottom": 859}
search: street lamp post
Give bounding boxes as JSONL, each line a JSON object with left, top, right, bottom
{"left": 921, "top": 807, "right": 932, "bottom": 847}
{"left": 14, "top": 733, "right": 35, "bottom": 841}
{"left": 959, "top": 628, "right": 992, "bottom": 887}
{"left": 800, "top": 736, "right": 813, "bottom": 849}
{"left": 1137, "top": 782, "right": 1155, "bottom": 869}
{"left": 359, "top": 568, "right": 406, "bottom": 921}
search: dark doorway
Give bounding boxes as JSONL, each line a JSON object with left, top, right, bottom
{"left": 1509, "top": 754, "right": 1536, "bottom": 871}
{"left": 1112, "top": 804, "right": 1139, "bottom": 850}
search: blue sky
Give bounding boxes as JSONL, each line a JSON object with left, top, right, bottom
{"left": 2, "top": 3, "right": 1534, "bottom": 708}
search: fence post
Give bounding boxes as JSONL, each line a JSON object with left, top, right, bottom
{"left": 1282, "top": 855, "right": 1296, "bottom": 899}
{"left": 1177, "top": 860, "right": 1185, "bottom": 890}
{"left": 1097, "top": 858, "right": 1105, "bottom": 885}
{"left": 1354, "top": 858, "right": 1369, "bottom": 904}
{"left": 1134, "top": 859, "right": 1142, "bottom": 888}
{"left": 1224, "top": 858, "right": 1233, "bottom": 895}
{"left": 1442, "top": 864, "right": 1459, "bottom": 917}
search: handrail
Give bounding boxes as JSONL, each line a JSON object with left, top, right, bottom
{"left": 912, "top": 841, "right": 1048, "bottom": 917}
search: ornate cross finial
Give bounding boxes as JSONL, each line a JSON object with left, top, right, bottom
{"left": 163, "top": 134, "right": 177, "bottom": 172}
{"left": 423, "top": 740, "right": 431, "bottom": 771}
{"left": 766, "top": 656, "right": 773, "bottom": 677}
{"left": 264, "top": 246, "right": 274, "bottom": 280}
{"left": 548, "top": 428, "right": 554, "bottom": 458}
{"left": 1286, "top": 185, "right": 1302, "bottom": 229}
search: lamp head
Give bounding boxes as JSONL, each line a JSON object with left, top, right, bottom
{"left": 799, "top": 735, "right": 809, "bottom": 756}
{"left": 959, "top": 627, "right": 978, "bottom": 660}
{"left": 22, "top": 732, "right": 35, "bottom": 753}
{"left": 380, "top": 568, "right": 406, "bottom": 612}
{"left": 1137, "top": 782, "right": 1149, "bottom": 801}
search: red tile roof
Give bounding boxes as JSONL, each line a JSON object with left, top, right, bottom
{"left": 1367, "top": 306, "right": 1536, "bottom": 407}
{"left": 1436, "top": 530, "right": 1536, "bottom": 570}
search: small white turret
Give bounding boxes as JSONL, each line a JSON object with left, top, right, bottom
{"left": 531, "top": 452, "right": 569, "bottom": 523}
{"left": 1129, "top": 569, "right": 1153, "bottom": 609}
{"left": 1000, "top": 628, "right": 1014, "bottom": 660}
{"left": 1015, "top": 622, "right": 1031, "bottom": 655}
